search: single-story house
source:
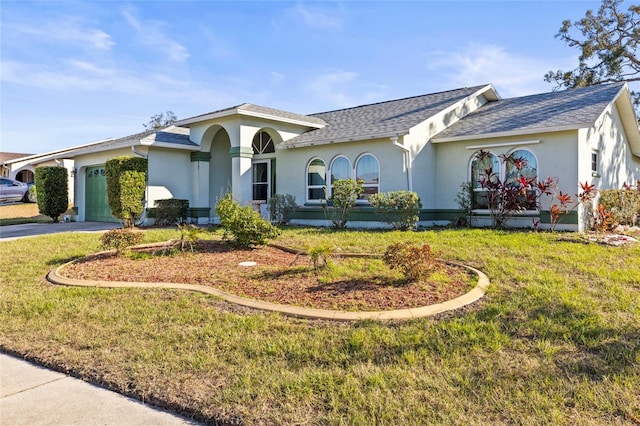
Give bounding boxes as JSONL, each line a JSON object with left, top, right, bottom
{"left": 31, "top": 82, "right": 640, "bottom": 230}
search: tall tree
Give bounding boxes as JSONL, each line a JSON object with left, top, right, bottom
{"left": 143, "top": 110, "right": 177, "bottom": 130}
{"left": 544, "top": 0, "right": 640, "bottom": 107}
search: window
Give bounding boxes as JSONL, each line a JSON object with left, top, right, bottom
{"left": 355, "top": 154, "right": 379, "bottom": 200}
{"left": 307, "top": 158, "right": 326, "bottom": 201}
{"left": 252, "top": 160, "right": 270, "bottom": 202}
{"left": 470, "top": 151, "right": 499, "bottom": 209}
{"left": 505, "top": 149, "right": 538, "bottom": 210}
{"left": 252, "top": 131, "right": 275, "bottom": 155}
{"left": 329, "top": 156, "right": 351, "bottom": 197}
{"left": 591, "top": 150, "right": 599, "bottom": 176}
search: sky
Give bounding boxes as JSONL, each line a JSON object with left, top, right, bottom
{"left": 1, "top": 0, "right": 608, "bottom": 154}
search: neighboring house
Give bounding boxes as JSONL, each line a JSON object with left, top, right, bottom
{"left": 45, "top": 82, "right": 640, "bottom": 230}
{"left": 1, "top": 152, "right": 35, "bottom": 181}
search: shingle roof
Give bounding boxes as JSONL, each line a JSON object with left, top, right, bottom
{"left": 280, "top": 85, "right": 491, "bottom": 148}
{"left": 0, "top": 152, "right": 35, "bottom": 163}
{"left": 433, "top": 83, "right": 625, "bottom": 141}
{"left": 176, "top": 103, "right": 326, "bottom": 128}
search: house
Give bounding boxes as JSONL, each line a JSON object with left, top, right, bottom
{"left": 39, "top": 82, "right": 640, "bottom": 231}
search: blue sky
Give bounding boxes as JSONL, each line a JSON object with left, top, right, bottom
{"left": 1, "top": 0, "right": 605, "bottom": 154}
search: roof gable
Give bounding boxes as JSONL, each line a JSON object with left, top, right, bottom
{"left": 281, "top": 85, "right": 494, "bottom": 148}
{"left": 432, "top": 83, "right": 628, "bottom": 142}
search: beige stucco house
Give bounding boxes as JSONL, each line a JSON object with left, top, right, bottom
{"left": 17, "top": 82, "right": 640, "bottom": 230}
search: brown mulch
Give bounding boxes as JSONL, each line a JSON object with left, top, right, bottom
{"left": 62, "top": 240, "right": 476, "bottom": 312}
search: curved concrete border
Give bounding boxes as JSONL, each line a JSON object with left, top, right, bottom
{"left": 46, "top": 248, "right": 490, "bottom": 321}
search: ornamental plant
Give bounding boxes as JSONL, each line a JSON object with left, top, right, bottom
{"left": 105, "top": 157, "right": 148, "bottom": 228}
{"left": 35, "top": 166, "right": 68, "bottom": 223}
{"left": 100, "top": 228, "right": 144, "bottom": 254}
{"left": 215, "top": 194, "right": 280, "bottom": 248}
{"left": 369, "top": 190, "right": 422, "bottom": 230}
{"left": 154, "top": 198, "right": 189, "bottom": 226}
{"left": 383, "top": 242, "right": 442, "bottom": 281}
{"left": 599, "top": 181, "right": 640, "bottom": 226}
{"left": 323, "top": 179, "right": 363, "bottom": 229}
{"left": 268, "top": 194, "right": 297, "bottom": 225}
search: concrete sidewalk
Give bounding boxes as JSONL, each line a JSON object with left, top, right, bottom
{"left": 0, "top": 353, "right": 202, "bottom": 425}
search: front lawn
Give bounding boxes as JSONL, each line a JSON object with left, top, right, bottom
{"left": 1, "top": 228, "right": 638, "bottom": 425}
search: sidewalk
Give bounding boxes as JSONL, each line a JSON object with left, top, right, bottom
{"left": 0, "top": 353, "right": 202, "bottom": 425}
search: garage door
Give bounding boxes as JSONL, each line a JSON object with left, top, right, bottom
{"left": 85, "top": 166, "right": 118, "bottom": 222}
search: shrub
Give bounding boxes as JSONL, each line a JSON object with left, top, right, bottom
{"left": 369, "top": 190, "right": 422, "bottom": 230}
{"left": 268, "top": 194, "right": 297, "bottom": 225}
{"left": 215, "top": 194, "right": 280, "bottom": 248}
{"left": 383, "top": 242, "right": 442, "bottom": 281}
{"left": 154, "top": 199, "right": 189, "bottom": 226}
{"left": 100, "top": 228, "right": 144, "bottom": 253}
{"left": 323, "top": 179, "right": 363, "bottom": 229}
{"left": 105, "top": 157, "right": 148, "bottom": 228}
{"left": 26, "top": 185, "right": 37, "bottom": 203}
{"left": 599, "top": 183, "right": 640, "bottom": 226}
{"left": 35, "top": 166, "right": 68, "bottom": 222}
{"left": 454, "top": 182, "right": 473, "bottom": 227}
{"left": 176, "top": 223, "right": 202, "bottom": 252}
{"left": 307, "top": 243, "right": 334, "bottom": 273}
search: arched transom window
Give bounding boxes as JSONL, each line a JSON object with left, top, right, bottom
{"left": 252, "top": 131, "right": 275, "bottom": 155}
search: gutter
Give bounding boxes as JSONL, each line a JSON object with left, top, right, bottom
{"left": 391, "top": 136, "right": 413, "bottom": 192}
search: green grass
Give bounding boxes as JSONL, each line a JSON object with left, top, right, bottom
{"left": 0, "top": 202, "right": 50, "bottom": 225}
{"left": 1, "top": 228, "right": 639, "bottom": 425}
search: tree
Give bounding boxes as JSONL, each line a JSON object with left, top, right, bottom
{"left": 544, "top": 0, "right": 640, "bottom": 107}
{"left": 35, "top": 166, "right": 68, "bottom": 223}
{"left": 105, "top": 156, "right": 148, "bottom": 228}
{"left": 143, "top": 111, "right": 177, "bottom": 130}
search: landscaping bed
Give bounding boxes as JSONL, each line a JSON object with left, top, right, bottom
{"left": 61, "top": 240, "right": 476, "bottom": 311}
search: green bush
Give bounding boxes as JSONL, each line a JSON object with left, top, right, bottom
{"left": 106, "top": 157, "right": 148, "bottom": 228}
{"left": 323, "top": 179, "right": 363, "bottom": 229}
{"left": 369, "top": 190, "right": 422, "bottom": 230}
{"left": 26, "top": 185, "right": 37, "bottom": 203}
{"left": 599, "top": 185, "right": 640, "bottom": 226}
{"left": 215, "top": 194, "right": 280, "bottom": 248}
{"left": 154, "top": 199, "right": 189, "bottom": 226}
{"left": 35, "top": 167, "right": 68, "bottom": 222}
{"left": 268, "top": 194, "right": 297, "bottom": 225}
{"left": 383, "top": 242, "right": 442, "bottom": 281}
{"left": 100, "top": 228, "right": 144, "bottom": 253}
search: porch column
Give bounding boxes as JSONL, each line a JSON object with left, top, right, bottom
{"left": 229, "top": 146, "right": 253, "bottom": 204}
{"left": 191, "top": 152, "right": 211, "bottom": 222}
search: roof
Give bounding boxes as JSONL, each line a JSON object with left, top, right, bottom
{"left": 3, "top": 126, "right": 196, "bottom": 166}
{"left": 0, "top": 152, "right": 35, "bottom": 163}
{"left": 432, "top": 83, "right": 628, "bottom": 142}
{"left": 280, "top": 85, "right": 495, "bottom": 148}
{"left": 175, "top": 103, "right": 327, "bottom": 128}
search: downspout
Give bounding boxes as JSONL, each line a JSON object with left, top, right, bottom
{"left": 131, "top": 146, "right": 149, "bottom": 226}
{"left": 391, "top": 136, "right": 413, "bottom": 192}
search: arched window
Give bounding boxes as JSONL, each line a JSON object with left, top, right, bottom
{"left": 307, "top": 158, "right": 326, "bottom": 201}
{"left": 505, "top": 149, "right": 538, "bottom": 210}
{"left": 329, "top": 156, "right": 351, "bottom": 198}
{"left": 470, "top": 151, "right": 499, "bottom": 209}
{"left": 252, "top": 131, "right": 275, "bottom": 155}
{"left": 355, "top": 154, "right": 379, "bottom": 200}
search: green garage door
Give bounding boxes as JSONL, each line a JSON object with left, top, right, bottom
{"left": 85, "top": 166, "right": 118, "bottom": 222}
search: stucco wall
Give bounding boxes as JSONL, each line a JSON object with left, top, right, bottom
{"left": 432, "top": 131, "right": 580, "bottom": 212}
{"left": 146, "top": 147, "right": 191, "bottom": 206}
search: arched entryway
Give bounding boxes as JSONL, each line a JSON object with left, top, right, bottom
{"left": 209, "top": 128, "right": 232, "bottom": 207}
{"left": 15, "top": 169, "right": 34, "bottom": 183}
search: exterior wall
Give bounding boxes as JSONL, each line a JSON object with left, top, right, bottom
{"left": 146, "top": 147, "right": 191, "bottom": 207}
{"left": 276, "top": 138, "right": 407, "bottom": 205}
{"left": 584, "top": 102, "right": 640, "bottom": 190}
{"left": 432, "top": 130, "right": 580, "bottom": 230}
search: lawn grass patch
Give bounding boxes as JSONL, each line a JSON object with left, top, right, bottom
{"left": 0, "top": 202, "right": 49, "bottom": 225}
{"left": 1, "top": 228, "right": 639, "bottom": 424}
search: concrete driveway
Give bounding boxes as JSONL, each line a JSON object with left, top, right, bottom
{"left": 0, "top": 221, "right": 120, "bottom": 241}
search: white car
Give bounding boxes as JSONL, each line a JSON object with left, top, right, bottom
{"left": 0, "top": 178, "right": 29, "bottom": 203}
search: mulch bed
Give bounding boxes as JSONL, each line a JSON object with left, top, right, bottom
{"left": 62, "top": 240, "right": 476, "bottom": 312}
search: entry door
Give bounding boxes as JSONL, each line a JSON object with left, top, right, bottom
{"left": 252, "top": 160, "right": 270, "bottom": 202}
{"left": 85, "top": 166, "right": 117, "bottom": 222}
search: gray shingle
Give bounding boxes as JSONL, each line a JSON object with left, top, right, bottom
{"left": 434, "top": 83, "right": 625, "bottom": 140}
{"left": 280, "top": 85, "right": 489, "bottom": 147}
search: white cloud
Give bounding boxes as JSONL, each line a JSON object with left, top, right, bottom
{"left": 305, "top": 69, "right": 388, "bottom": 109}
{"left": 121, "top": 8, "right": 189, "bottom": 63}
{"left": 286, "top": 3, "right": 345, "bottom": 30}
{"left": 427, "top": 44, "right": 571, "bottom": 98}
{"left": 7, "top": 19, "right": 114, "bottom": 50}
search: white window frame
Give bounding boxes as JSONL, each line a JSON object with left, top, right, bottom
{"left": 252, "top": 159, "right": 270, "bottom": 202}
{"left": 355, "top": 153, "right": 380, "bottom": 202}
{"left": 591, "top": 149, "right": 599, "bottom": 177}
{"left": 328, "top": 155, "right": 352, "bottom": 199}
{"left": 306, "top": 157, "right": 326, "bottom": 203}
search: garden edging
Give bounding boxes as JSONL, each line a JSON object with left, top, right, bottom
{"left": 46, "top": 246, "right": 490, "bottom": 321}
